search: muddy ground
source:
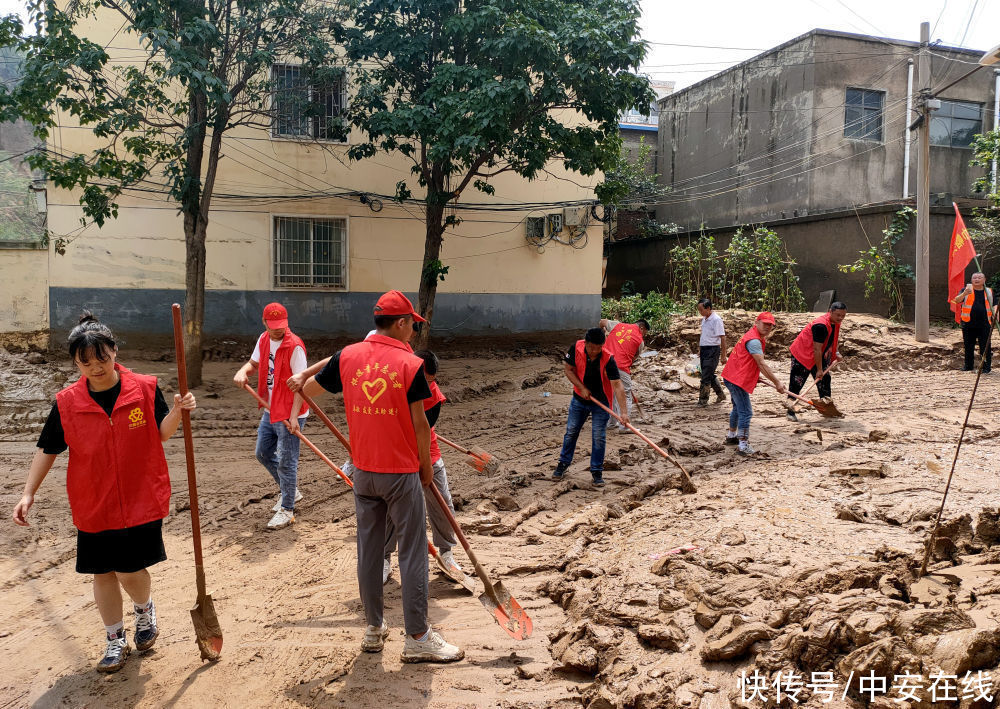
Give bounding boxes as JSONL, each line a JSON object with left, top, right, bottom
{"left": 2, "top": 312, "right": 1000, "bottom": 708}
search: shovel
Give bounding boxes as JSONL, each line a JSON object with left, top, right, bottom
{"left": 589, "top": 398, "right": 697, "bottom": 494}
{"left": 240, "top": 384, "right": 477, "bottom": 594}
{"left": 171, "top": 304, "right": 223, "bottom": 661}
{"left": 759, "top": 378, "right": 844, "bottom": 417}
{"left": 793, "top": 360, "right": 840, "bottom": 413}
{"left": 437, "top": 434, "right": 500, "bottom": 474}
{"left": 428, "top": 481, "right": 533, "bottom": 640}
{"left": 629, "top": 389, "right": 650, "bottom": 424}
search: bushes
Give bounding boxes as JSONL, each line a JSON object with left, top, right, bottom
{"left": 601, "top": 291, "right": 679, "bottom": 335}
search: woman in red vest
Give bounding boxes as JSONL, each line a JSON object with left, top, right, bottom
{"left": 786, "top": 302, "right": 846, "bottom": 421}
{"left": 12, "top": 313, "right": 196, "bottom": 673}
{"left": 720, "top": 312, "right": 786, "bottom": 455}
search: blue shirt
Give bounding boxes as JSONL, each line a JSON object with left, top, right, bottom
{"left": 745, "top": 338, "right": 763, "bottom": 355}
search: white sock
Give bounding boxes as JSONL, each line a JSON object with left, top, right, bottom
{"left": 417, "top": 628, "right": 431, "bottom": 642}
{"left": 105, "top": 621, "right": 125, "bottom": 639}
{"left": 134, "top": 597, "right": 153, "bottom": 614}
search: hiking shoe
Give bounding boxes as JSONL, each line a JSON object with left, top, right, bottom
{"left": 361, "top": 622, "right": 389, "bottom": 653}
{"left": 266, "top": 508, "right": 294, "bottom": 529}
{"left": 97, "top": 635, "right": 130, "bottom": 673}
{"left": 724, "top": 436, "right": 739, "bottom": 446}
{"left": 551, "top": 462, "right": 569, "bottom": 480}
{"left": 439, "top": 550, "right": 465, "bottom": 575}
{"left": 134, "top": 602, "right": 158, "bottom": 652}
{"left": 786, "top": 410, "right": 799, "bottom": 422}
{"left": 736, "top": 444, "right": 756, "bottom": 456}
{"left": 383, "top": 558, "right": 391, "bottom": 584}
{"left": 272, "top": 489, "right": 303, "bottom": 512}
{"left": 591, "top": 473, "right": 606, "bottom": 487}
{"left": 401, "top": 629, "right": 464, "bottom": 664}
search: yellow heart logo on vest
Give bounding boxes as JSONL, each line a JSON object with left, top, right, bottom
{"left": 362, "top": 378, "right": 388, "bottom": 404}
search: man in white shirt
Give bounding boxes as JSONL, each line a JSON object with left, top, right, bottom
{"left": 697, "top": 298, "right": 727, "bottom": 406}
{"left": 233, "top": 303, "right": 309, "bottom": 529}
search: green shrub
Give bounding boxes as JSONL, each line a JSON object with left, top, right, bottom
{"left": 602, "top": 291, "right": 679, "bottom": 335}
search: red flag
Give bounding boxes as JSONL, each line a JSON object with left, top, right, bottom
{"left": 948, "top": 203, "right": 977, "bottom": 323}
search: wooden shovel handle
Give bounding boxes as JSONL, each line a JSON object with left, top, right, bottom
{"left": 437, "top": 434, "right": 472, "bottom": 456}
{"left": 300, "top": 392, "right": 352, "bottom": 455}
{"left": 798, "top": 359, "right": 839, "bottom": 399}
{"left": 172, "top": 305, "right": 206, "bottom": 588}
{"left": 758, "top": 377, "right": 812, "bottom": 405}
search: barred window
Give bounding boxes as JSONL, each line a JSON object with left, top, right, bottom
{"left": 273, "top": 216, "right": 347, "bottom": 289}
{"left": 930, "top": 100, "right": 982, "bottom": 149}
{"left": 844, "top": 88, "right": 884, "bottom": 141}
{"left": 272, "top": 64, "right": 347, "bottom": 141}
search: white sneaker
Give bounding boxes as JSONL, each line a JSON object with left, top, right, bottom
{"left": 401, "top": 629, "right": 464, "bottom": 664}
{"left": 267, "top": 508, "right": 295, "bottom": 529}
{"left": 439, "top": 550, "right": 465, "bottom": 575}
{"left": 361, "top": 621, "right": 389, "bottom": 653}
{"left": 272, "top": 488, "right": 303, "bottom": 512}
{"left": 382, "top": 558, "right": 391, "bottom": 584}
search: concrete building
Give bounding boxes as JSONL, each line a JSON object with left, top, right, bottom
{"left": 1, "top": 11, "right": 606, "bottom": 347}
{"left": 606, "top": 29, "right": 1000, "bottom": 318}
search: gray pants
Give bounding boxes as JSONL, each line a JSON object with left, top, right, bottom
{"left": 385, "top": 457, "right": 458, "bottom": 557}
{"left": 350, "top": 464, "right": 428, "bottom": 636}
{"left": 612, "top": 370, "right": 633, "bottom": 428}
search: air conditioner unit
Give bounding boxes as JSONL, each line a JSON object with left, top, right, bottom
{"left": 526, "top": 216, "right": 546, "bottom": 240}
{"left": 564, "top": 206, "right": 588, "bottom": 226}
{"left": 547, "top": 212, "right": 563, "bottom": 234}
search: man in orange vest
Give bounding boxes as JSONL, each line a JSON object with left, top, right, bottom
{"left": 951, "top": 272, "right": 995, "bottom": 373}
{"left": 599, "top": 317, "right": 649, "bottom": 431}
{"left": 552, "top": 327, "right": 629, "bottom": 486}
{"left": 720, "top": 313, "right": 786, "bottom": 456}
{"left": 294, "top": 291, "right": 463, "bottom": 664}
{"left": 785, "top": 302, "right": 846, "bottom": 422}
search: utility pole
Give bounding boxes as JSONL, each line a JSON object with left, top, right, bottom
{"left": 914, "top": 21, "right": 930, "bottom": 342}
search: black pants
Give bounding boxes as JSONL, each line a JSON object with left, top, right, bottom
{"left": 963, "top": 322, "right": 993, "bottom": 370}
{"left": 789, "top": 356, "right": 831, "bottom": 399}
{"left": 700, "top": 345, "right": 721, "bottom": 386}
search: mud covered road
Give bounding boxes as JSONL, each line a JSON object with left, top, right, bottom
{"left": 2, "top": 312, "right": 1000, "bottom": 708}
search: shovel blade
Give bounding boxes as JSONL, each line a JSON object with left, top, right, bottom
{"left": 813, "top": 398, "right": 844, "bottom": 418}
{"left": 469, "top": 447, "right": 500, "bottom": 475}
{"left": 434, "top": 553, "right": 477, "bottom": 594}
{"left": 463, "top": 454, "right": 487, "bottom": 472}
{"left": 477, "top": 580, "right": 533, "bottom": 640}
{"left": 191, "top": 593, "right": 223, "bottom": 661}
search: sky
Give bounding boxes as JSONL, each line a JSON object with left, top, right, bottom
{"left": 0, "top": 0, "right": 996, "bottom": 92}
{"left": 639, "top": 0, "right": 1000, "bottom": 91}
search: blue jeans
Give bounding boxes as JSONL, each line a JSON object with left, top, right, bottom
{"left": 558, "top": 396, "right": 610, "bottom": 473}
{"left": 725, "top": 381, "right": 753, "bottom": 434}
{"left": 255, "top": 412, "right": 307, "bottom": 510}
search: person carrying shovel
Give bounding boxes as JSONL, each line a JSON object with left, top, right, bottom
{"left": 552, "top": 327, "right": 629, "bottom": 486}
{"left": 599, "top": 317, "right": 648, "bottom": 432}
{"left": 293, "top": 290, "right": 464, "bottom": 663}
{"left": 720, "top": 312, "right": 786, "bottom": 456}
{"left": 12, "top": 313, "right": 196, "bottom": 673}
{"left": 785, "top": 302, "right": 846, "bottom": 422}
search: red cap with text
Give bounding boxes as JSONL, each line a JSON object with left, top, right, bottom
{"left": 756, "top": 311, "right": 776, "bottom": 324}
{"left": 374, "top": 290, "right": 426, "bottom": 322}
{"left": 262, "top": 302, "right": 288, "bottom": 329}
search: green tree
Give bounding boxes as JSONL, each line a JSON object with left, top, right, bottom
{"left": 0, "top": 0, "right": 342, "bottom": 384}
{"left": 337, "top": 0, "right": 651, "bottom": 348}
{"left": 596, "top": 136, "right": 669, "bottom": 241}
{"left": 969, "top": 130, "right": 1000, "bottom": 271}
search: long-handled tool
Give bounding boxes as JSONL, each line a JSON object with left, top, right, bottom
{"left": 589, "top": 398, "right": 697, "bottom": 494}
{"left": 629, "top": 389, "right": 650, "bottom": 423}
{"left": 240, "top": 384, "right": 476, "bottom": 593}
{"left": 793, "top": 360, "right": 840, "bottom": 413}
{"left": 437, "top": 434, "right": 500, "bottom": 474}
{"left": 171, "top": 304, "right": 223, "bottom": 661}
{"left": 428, "top": 481, "right": 532, "bottom": 640}
{"left": 759, "top": 378, "right": 843, "bottom": 418}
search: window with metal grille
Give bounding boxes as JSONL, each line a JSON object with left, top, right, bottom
{"left": 930, "top": 100, "right": 982, "bottom": 149}
{"left": 273, "top": 216, "right": 347, "bottom": 289}
{"left": 844, "top": 88, "right": 884, "bottom": 141}
{"left": 272, "top": 64, "right": 347, "bottom": 141}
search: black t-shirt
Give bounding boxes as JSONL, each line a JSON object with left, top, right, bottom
{"left": 564, "top": 345, "right": 620, "bottom": 406}
{"left": 811, "top": 322, "right": 836, "bottom": 361}
{"left": 315, "top": 351, "right": 432, "bottom": 404}
{"left": 425, "top": 402, "right": 441, "bottom": 429}
{"left": 37, "top": 381, "right": 170, "bottom": 455}
{"left": 969, "top": 289, "right": 989, "bottom": 327}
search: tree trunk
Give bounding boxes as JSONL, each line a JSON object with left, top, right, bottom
{"left": 415, "top": 200, "right": 446, "bottom": 350}
{"left": 183, "top": 215, "right": 207, "bottom": 386}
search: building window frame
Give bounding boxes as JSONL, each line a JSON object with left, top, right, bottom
{"left": 843, "top": 87, "right": 885, "bottom": 142}
{"left": 930, "top": 99, "right": 983, "bottom": 149}
{"left": 271, "top": 63, "right": 349, "bottom": 143}
{"left": 271, "top": 214, "right": 349, "bottom": 291}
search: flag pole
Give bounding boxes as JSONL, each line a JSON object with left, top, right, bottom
{"left": 918, "top": 212, "right": 997, "bottom": 577}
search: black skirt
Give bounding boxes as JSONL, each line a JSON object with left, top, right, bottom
{"left": 76, "top": 519, "right": 167, "bottom": 574}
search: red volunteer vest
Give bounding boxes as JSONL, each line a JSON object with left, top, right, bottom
{"left": 789, "top": 313, "right": 840, "bottom": 370}
{"left": 604, "top": 323, "right": 644, "bottom": 374}
{"left": 55, "top": 365, "right": 171, "bottom": 533}
{"left": 256, "top": 330, "right": 309, "bottom": 422}
{"left": 340, "top": 335, "right": 426, "bottom": 473}
{"left": 722, "top": 326, "right": 767, "bottom": 394}
{"left": 425, "top": 380, "right": 447, "bottom": 462}
{"left": 960, "top": 288, "right": 994, "bottom": 324}
{"left": 574, "top": 340, "right": 614, "bottom": 406}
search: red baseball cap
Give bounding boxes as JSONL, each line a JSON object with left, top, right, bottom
{"left": 756, "top": 311, "right": 776, "bottom": 324}
{"left": 374, "top": 290, "right": 426, "bottom": 322}
{"left": 262, "top": 302, "right": 289, "bottom": 329}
